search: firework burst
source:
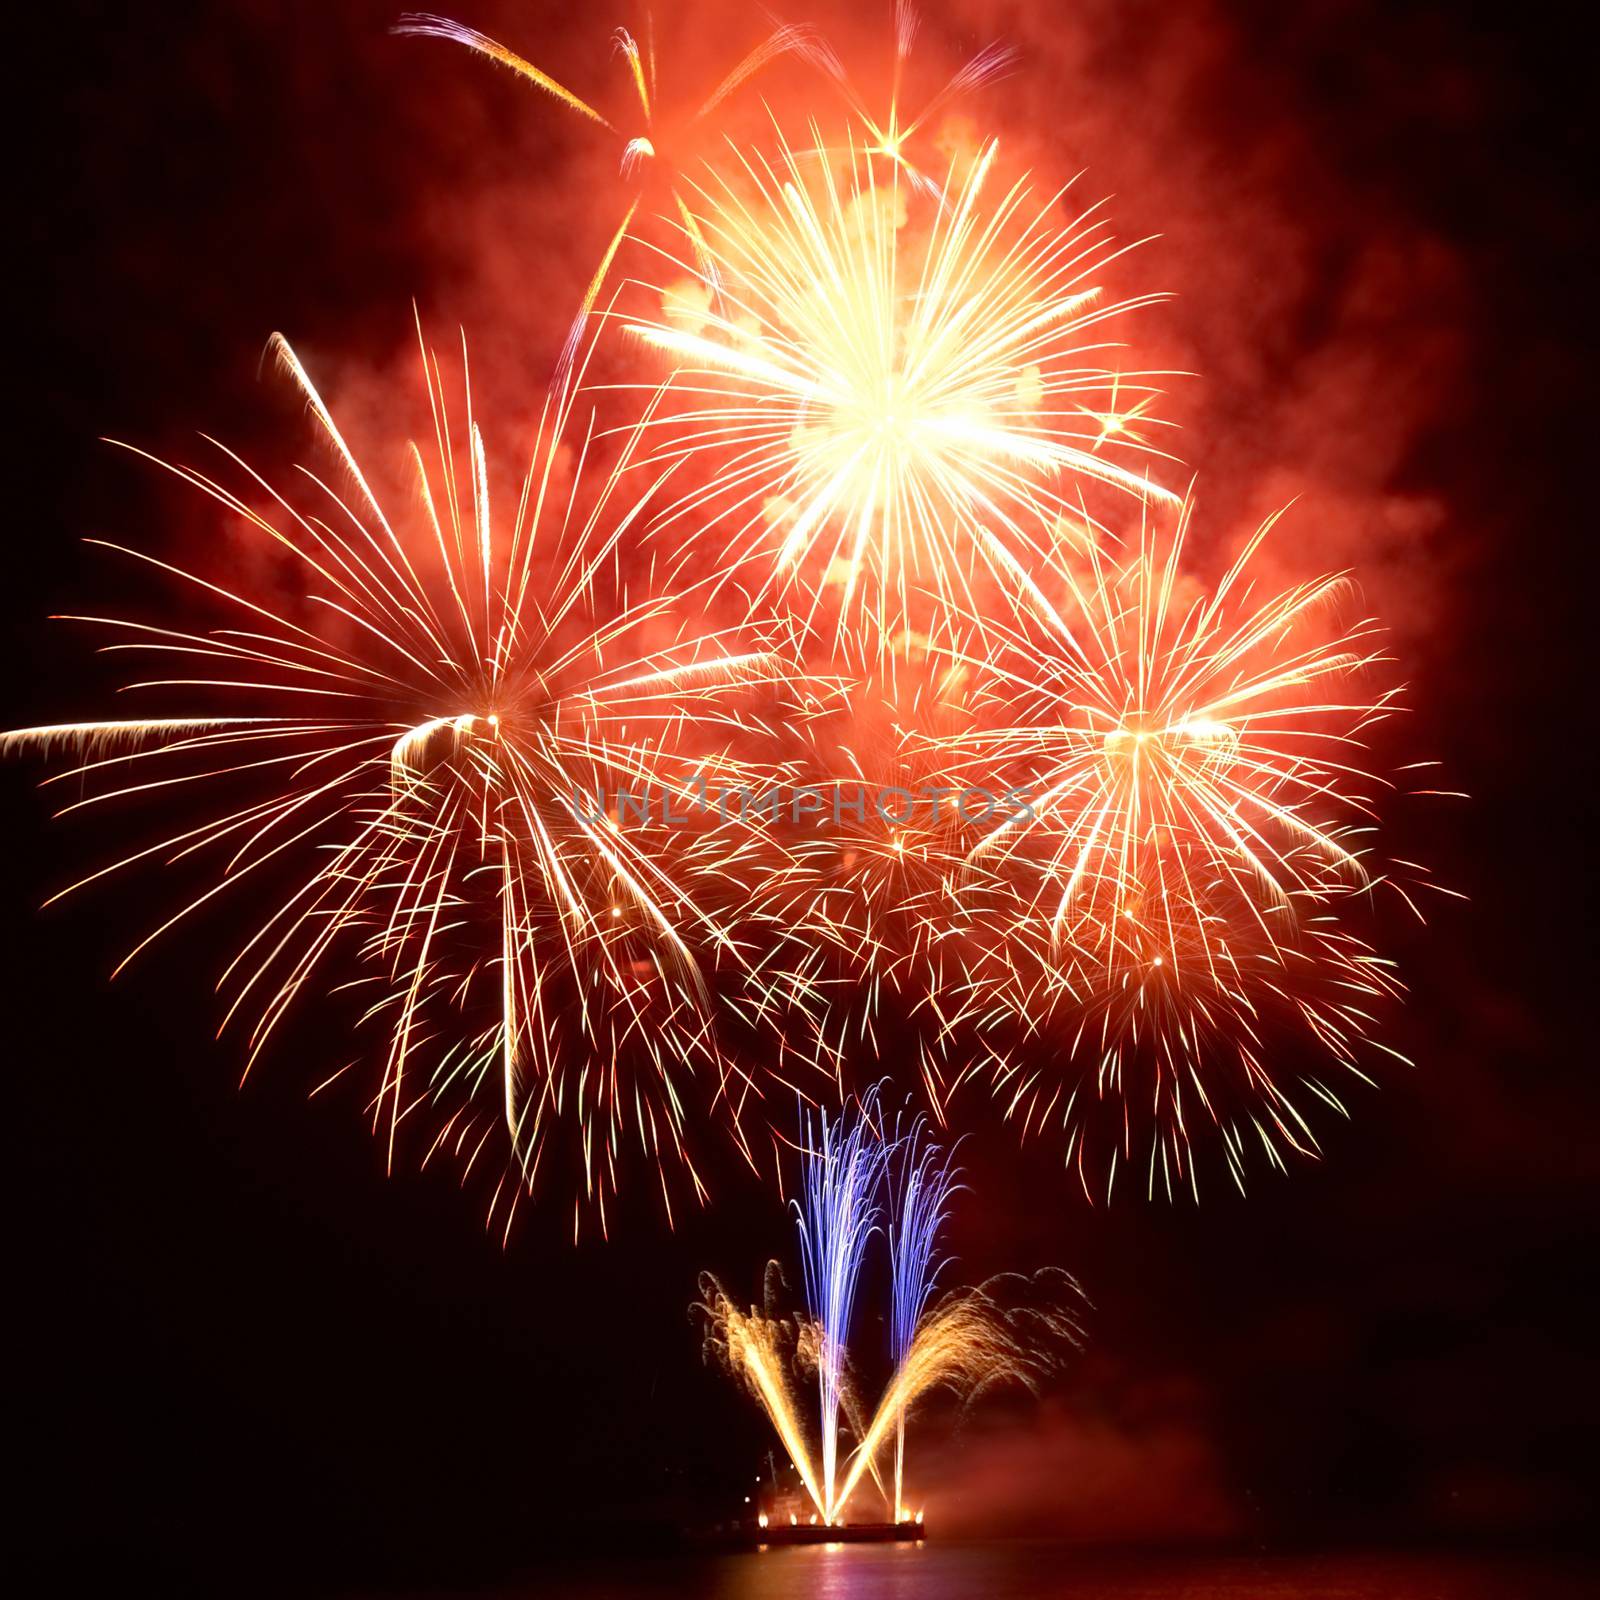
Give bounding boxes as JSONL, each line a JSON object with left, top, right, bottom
{"left": 947, "top": 498, "right": 1401, "bottom": 944}
{"left": 921, "top": 500, "right": 1421, "bottom": 1198}
{"left": 2, "top": 324, "right": 815, "bottom": 1237}
{"left": 6, "top": 12, "right": 1453, "bottom": 1245}
{"left": 623, "top": 125, "right": 1180, "bottom": 656}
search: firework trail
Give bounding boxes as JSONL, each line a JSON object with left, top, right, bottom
{"left": 948, "top": 883, "right": 1414, "bottom": 1201}
{"left": 1, "top": 322, "right": 814, "bottom": 1238}
{"left": 800, "top": 0, "right": 1020, "bottom": 202}
{"left": 793, "top": 1086, "right": 888, "bottom": 1519}
{"left": 395, "top": 8, "right": 815, "bottom": 369}
{"left": 885, "top": 1110, "right": 963, "bottom": 1518}
{"left": 623, "top": 123, "right": 1180, "bottom": 657}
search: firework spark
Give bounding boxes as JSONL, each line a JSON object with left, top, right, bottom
{"left": 623, "top": 125, "right": 1180, "bottom": 655}
{"left": 1, "top": 323, "right": 812, "bottom": 1238}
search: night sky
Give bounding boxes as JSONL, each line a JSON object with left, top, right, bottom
{"left": 11, "top": 2, "right": 1596, "bottom": 1589}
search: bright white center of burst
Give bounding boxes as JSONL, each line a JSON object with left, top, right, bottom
{"left": 1102, "top": 715, "right": 1236, "bottom": 761}
{"left": 857, "top": 373, "right": 915, "bottom": 448}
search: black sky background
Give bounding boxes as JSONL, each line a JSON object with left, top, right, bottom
{"left": 9, "top": 1, "right": 1597, "bottom": 1589}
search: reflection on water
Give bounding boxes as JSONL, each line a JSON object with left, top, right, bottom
{"left": 504, "top": 1543, "right": 1595, "bottom": 1600}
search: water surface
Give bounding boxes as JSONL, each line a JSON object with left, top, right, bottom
{"left": 488, "top": 1543, "right": 1593, "bottom": 1599}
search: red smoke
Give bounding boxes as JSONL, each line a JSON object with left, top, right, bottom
{"left": 919, "top": 1385, "right": 1245, "bottom": 1541}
